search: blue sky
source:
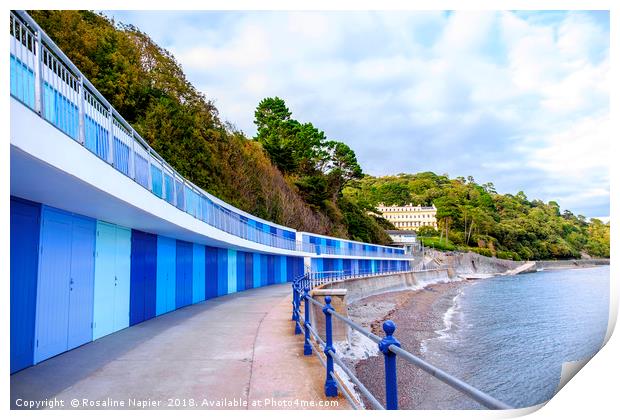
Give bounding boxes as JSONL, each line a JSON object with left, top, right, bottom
{"left": 104, "top": 10, "right": 609, "bottom": 219}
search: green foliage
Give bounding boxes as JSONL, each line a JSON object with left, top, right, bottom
{"left": 417, "top": 226, "right": 438, "bottom": 237}
{"left": 345, "top": 172, "right": 610, "bottom": 260}
{"left": 420, "top": 237, "right": 456, "bottom": 251}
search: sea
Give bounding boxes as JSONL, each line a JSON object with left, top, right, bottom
{"left": 418, "top": 265, "right": 610, "bottom": 409}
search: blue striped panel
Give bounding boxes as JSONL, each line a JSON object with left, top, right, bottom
{"left": 134, "top": 154, "right": 149, "bottom": 189}
{"left": 205, "top": 246, "right": 218, "bottom": 299}
{"left": 260, "top": 254, "right": 268, "bottom": 286}
{"left": 156, "top": 236, "right": 176, "bottom": 315}
{"left": 253, "top": 253, "right": 261, "bottom": 288}
{"left": 227, "top": 249, "right": 237, "bottom": 294}
{"left": 216, "top": 248, "right": 228, "bottom": 296}
{"left": 84, "top": 115, "right": 109, "bottom": 160}
{"left": 10, "top": 55, "right": 35, "bottom": 109}
{"left": 113, "top": 137, "right": 130, "bottom": 175}
{"left": 175, "top": 240, "right": 193, "bottom": 309}
{"left": 164, "top": 174, "right": 175, "bottom": 204}
{"left": 244, "top": 252, "right": 254, "bottom": 290}
{"left": 151, "top": 165, "right": 163, "bottom": 198}
{"left": 192, "top": 244, "right": 206, "bottom": 303}
{"left": 175, "top": 180, "right": 185, "bottom": 210}
{"left": 279, "top": 256, "right": 287, "bottom": 284}
{"left": 129, "top": 229, "right": 157, "bottom": 326}
{"left": 43, "top": 83, "right": 79, "bottom": 140}
{"left": 10, "top": 197, "right": 40, "bottom": 373}
{"left": 236, "top": 251, "right": 246, "bottom": 292}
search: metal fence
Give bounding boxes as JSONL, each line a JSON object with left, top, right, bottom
{"left": 291, "top": 271, "right": 512, "bottom": 410}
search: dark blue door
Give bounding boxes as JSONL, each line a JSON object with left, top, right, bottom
{"left": 10, "top": 197, "right": 40, "bottom": 373}
{"left": 130, "top": 230, "right": 157, "bottom": 326}
{"left": 176, "top": 240, "right": 193, "bottom": 308}
{"left": 244, "top": 252, "right": 253, "bottom": 290}
{"left": 216, "top": 248, "right": 228, "bottom": 296}
{"left": 236, "top": 251, "right": 246, "bottom": 292}
{"left": 205, "top": 246, "right": 218, "bottom": 299}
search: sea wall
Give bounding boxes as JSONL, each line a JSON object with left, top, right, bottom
{"left": 535, "top": 259, "right": 610, "bottom": 270}
{"left": 320, "top": 269, "right": 452, "bottom": 304}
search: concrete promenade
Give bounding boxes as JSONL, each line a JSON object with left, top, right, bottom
{"left": 11, "top": 284, "right": 348, "bottom": 410}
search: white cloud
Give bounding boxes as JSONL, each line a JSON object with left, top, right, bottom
{"left": 106, "top": 10, "right": 609, "bottom": 217}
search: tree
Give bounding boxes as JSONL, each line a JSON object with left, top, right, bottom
{"left": 320, "top": 141, "right": 363, "bottom": 193}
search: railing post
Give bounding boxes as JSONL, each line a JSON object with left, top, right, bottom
{"left": 34, "top": 30, "right": 43, "bottom": 115}
{"left": 294, "top": 285, "right": 302, "bottom": 334}
{"left": 379, "top": 320, "right": 401, "bottom": 410}
{"left": 303, "top": 287, "right": 312, "bottom": 355}
{"left": 291, "top": 284, "right": 296, "bottom": 321}
{"left": 108, "top": 107, "right": 115, "bottom": 165}
{"left": 322, "top": 296, "right": 338, "bottom": 397}
{"left": 78, "top": 76, "right": 85, "bottom": 144}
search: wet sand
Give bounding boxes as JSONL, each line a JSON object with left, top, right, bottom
{"left": 347, "top": 281, "right": 471, "bottom": 409}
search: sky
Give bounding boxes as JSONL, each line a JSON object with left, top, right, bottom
{"left": 104, "top": 10, "right": 610, "bottom": 219}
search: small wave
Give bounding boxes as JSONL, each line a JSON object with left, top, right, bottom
{"left": 421, "top": 289, "right": 463, "bottom": 354}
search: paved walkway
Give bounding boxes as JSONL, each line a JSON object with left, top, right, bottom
{"left": 11, "top": 284, "right": 348, "bottom": 410}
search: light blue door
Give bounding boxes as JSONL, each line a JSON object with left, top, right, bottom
{"left": 113, "top": 227, "right": 131, "bottom": 332}
{"left": 94, "top": 222, "right": 116, "bottom": 339}
{"left": 192, "top": 244, "right": 206, "bottom": 303}
{"left": 94, "top": 222, "right": 131, "bottom": 339}
{"left": 67, "top": 215, "right": 96, "bottom": 350}
{"left": 35, "top": 207, "right": 96, "bottom": 363}
{"left": 156, "top": 236, "right": 176, "bottom": 315}
{"left": 35, "top": 208, "right": 72, "bottom": 363}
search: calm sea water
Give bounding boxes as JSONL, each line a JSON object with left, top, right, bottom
{"left": 420, "top": 266, "right": 610, "bottom": 409}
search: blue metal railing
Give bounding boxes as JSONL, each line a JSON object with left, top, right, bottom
{"left": 291, "top": 271, "right": 512, "bottom": 410}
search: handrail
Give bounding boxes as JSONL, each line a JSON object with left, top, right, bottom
{"left": 9, "top": 10, "right": 415, "bottom": 260}
{"left": 291, "top": 271, "right": 513, "bottom": 410}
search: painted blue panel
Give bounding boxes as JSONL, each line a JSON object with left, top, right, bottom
{"left": 253, "top": 253, "right": 261, "bottom": 288}
{"left": 335, "top": 258, "right": 343, "bottom": 274}
{"left": 217, "top": 248, "right": 228, "bottom": 296}
{"left": 343, "top": 259, "right": 352, "bottom": 274}
{"left": 192, "top": 244, "right": 206, "bottom": 303}
{"left": 279, "top": 256, "right": 287, "bottom": 284}
{"left": 236, "top": 251, "right": 246, "bottom": 292}
{"left": 175, "top": 180, "right": 185, "bottom": 210}
{"left": 245, "top": 252, "right": 254, "bottom": 290}
{"left": 113, "top": 137, "right": 130, "bottom": 176}
{"left": 67, "top": 215, "right": 96, "bottom": 350}
{"left": 10, "top": 198, "right": 40, "bottom": 373}
{"left": 205, "top": 246, "right": 218, "bottom": 299}
{"left": 151, "top": 165, "right": 163, "bottom": 198}
{"left": 227, "top": 249, "right": 237, "bottom": 294}
{"left": 324, "top": 258, "right": 334, "bottom": 274}
{"left": 134, "top": 154, "right": 149, "bottom": 189}
{"left": 371, "top": 260, "right": 377, "bottom": 274}
{"left": 130, "top": 230, "right": 157, "bottom": 326}
{"left": 35, "top": 207, "right": 72, "bottom": 363}
{"left": 176, "top": 240, "right": 193, "bottom": 309}
{"left": 164, "top": 174, "right": 175, "bottom": 205}
{"left": 35, "top": 208, "right": 95, "bottom": 362}
{"left": 260, "top": 254, "right": 268, "bottom": 287}
{"left": 156, "top": 236, "right": 176, "bottom": 315}
{"left": 43, "top": 82, "right": 79, "bottom": 140}
{"left": 10, "top": 55, "right": 35, "bottom": 108}
{"left": 84, "top": 115, "right": 109, "bottom": 160}
{"left": 266, "top": 255, "right": 274, "bottom": 285}
{"left": 93, "top": 222, "right": 115, "bottom": 339}
{"left": 94, "top": 222, "right": 130, "bottom": 339}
